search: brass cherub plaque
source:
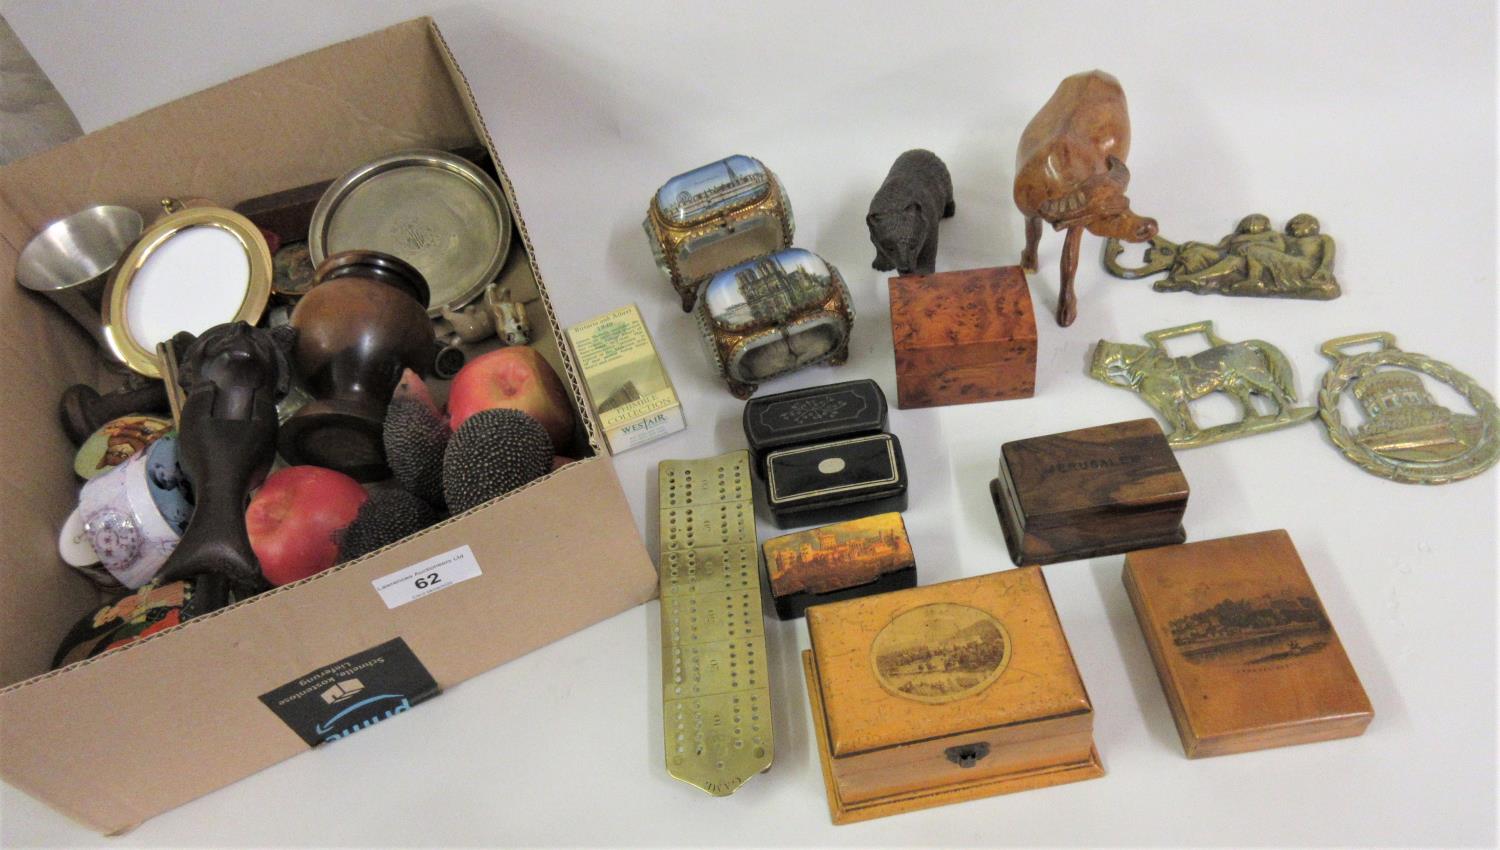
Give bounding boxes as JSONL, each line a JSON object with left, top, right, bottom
{"left": 1090, "top": 321, "right": 1316, "bottom": 448}
{"left": 1317, "top": 333, "right": 1499, "bottom": 484}
{"left": 1103, "top": 214, "right": 1340, "bottom": 300}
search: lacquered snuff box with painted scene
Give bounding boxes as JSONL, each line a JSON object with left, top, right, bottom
{"left": 762, "top": 512, "right": 916, "bottom": 620}
{"left": 802, "top": 568, "right": 1104, "bottom": 824}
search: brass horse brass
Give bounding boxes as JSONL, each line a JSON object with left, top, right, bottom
{"left": 1090, "top": 321, "right": 1316, "bottom": 448}
{"left": 1103, "top": 214, "right": 1340, "bottom": 300}
{"left": 1317, "top": 333, "right": 1499, "bottom": 484}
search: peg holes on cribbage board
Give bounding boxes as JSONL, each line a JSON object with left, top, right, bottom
{"left": 658, "top": 451, "right": 772, "bottom": 796}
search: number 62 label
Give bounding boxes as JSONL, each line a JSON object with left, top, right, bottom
{"left": 372, "top": 544, "right": 483, "bottom": 609}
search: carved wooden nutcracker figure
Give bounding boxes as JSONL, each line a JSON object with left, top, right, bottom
{"left": 1014, "top": 70, "right": 1157, "bottom": 326}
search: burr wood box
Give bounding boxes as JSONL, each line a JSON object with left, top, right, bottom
{"left": 991, "top": 418, "right": 1188, "bottom": 566}
{"left": 762, "top": 512, "right": 916, "bottom": 620}
{"left": 1122, "top": 530, "right": 1373, "bottom": 758}
{"left": 802, "top": 568, "right": 1104, "bottom": 824}
{"left": 888, "top": 265, "right": 1037, "bottom": 409}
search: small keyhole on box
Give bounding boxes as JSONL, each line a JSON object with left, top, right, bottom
{"left": 817, "top": 457, "right": 846, "bottom": 474}
{"left": 944, "top": 742, "right": 989, "bottom": 768}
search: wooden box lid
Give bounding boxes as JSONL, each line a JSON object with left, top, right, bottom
{"left": 806, "top": 567, "right": 1090, "bottom": 757}
{"left": 1002, "top": 418, "right": 1187, "bottom": 528}
{"left": 1123, "top": 530, "right": 1373, "bottom": 757}
{"left": 888, "top": 266, "right": 1036, "bottom": 351}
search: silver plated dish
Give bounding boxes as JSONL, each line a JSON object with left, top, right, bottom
{"left": 308, "top": 149, "right": 512, "bottom": 316}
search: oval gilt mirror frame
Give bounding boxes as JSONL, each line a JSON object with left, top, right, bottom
{"left": 103, "top": 206, "right": 271, "bottom": 378}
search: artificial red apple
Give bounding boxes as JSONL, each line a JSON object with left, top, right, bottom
{"left": 246, "top": 466, "right": 368, "bottom": 586}
{"left": 447, "top": 346, "right": 575, "bottom": 450}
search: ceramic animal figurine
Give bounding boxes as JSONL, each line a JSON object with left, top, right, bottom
{"left": 1104, "top": 213, "right": 1340, "bottom": 300}
{"left": 486, "top": 286, "right": 532, "bottom": 346}
{"left": 1090, "top": 320, "right": 1315, "bottom": 448}
{"left": 156, "top": 322, "right": 295, "bottom": 595}
{"left": 867, "top": 149, "right": 955, "bottom": 275}
{"left": 1015, "top": 70, "right": 1157, "bottom": 326}
{"left": 441, "top": 299, "right": 495, "bottom": 344}
{"left": 437, "top": 284, "right": 532, "bottom": 348}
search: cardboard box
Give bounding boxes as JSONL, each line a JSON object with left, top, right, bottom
{"left": 0, "top": 19, "right": 658, "bottom": 833}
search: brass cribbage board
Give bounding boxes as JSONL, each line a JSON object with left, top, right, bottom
{"left": 658, "top": 451, "right": 773, "bottom": 795}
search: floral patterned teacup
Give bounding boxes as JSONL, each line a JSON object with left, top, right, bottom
{"left": 58, "top": 434, "right": 192, "bottom": 589}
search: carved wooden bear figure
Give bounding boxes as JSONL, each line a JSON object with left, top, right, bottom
{"left": 867, "top": 149, "right": 955, "bottom": 275}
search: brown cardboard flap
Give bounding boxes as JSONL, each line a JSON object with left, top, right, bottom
{"left": 0, "top": 455, "right": 654, "bottom": 833}
{"left": 0, "top": 196, "right": 108, "bottom": 685}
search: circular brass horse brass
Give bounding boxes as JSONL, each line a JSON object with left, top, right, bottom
{"left": 870, "top": 603, "right": 1011, "bottom": 704}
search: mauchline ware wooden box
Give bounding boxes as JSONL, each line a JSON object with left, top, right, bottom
{"left": 1123, "top": 529, "right": 1373, "bottom": 758}
{"left": 802, "top": 568, "right": 1104, "bottom": 824}
{"left": 0, "top": 19, "right": 657, "bottom": 834}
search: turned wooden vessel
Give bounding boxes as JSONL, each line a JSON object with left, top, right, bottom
{"left": 1015, "top": 70, "right": 1156, "bottom": 327}
{"left": 279, "top": 251, "right": 432, "bottom": 480}
{"left": 1123, "top": 530, "right": 1373, "bottom": 757}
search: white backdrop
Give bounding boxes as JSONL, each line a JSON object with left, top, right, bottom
{"left": 2, "top": 1, "right": 1496, "bottom": 846}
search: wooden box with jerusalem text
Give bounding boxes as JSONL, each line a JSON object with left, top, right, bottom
{"left": 888, "top": 266, "right": 1036, "bottom": 409}
{"left": 1122, "top": 530, "right": 1373, "bottom": 758}
{"left": 802, "top": 568, "right": 1104, "bottom": 824}
{"left": 991, "top": 418, "right": 1188, "bottom": 566}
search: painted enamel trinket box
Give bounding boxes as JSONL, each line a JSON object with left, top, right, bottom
{"left": 697, "top": 248, "right": 854, "bottom": 399}
{"left": 644, "top": 154, "right": 794, "bottom": 311}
